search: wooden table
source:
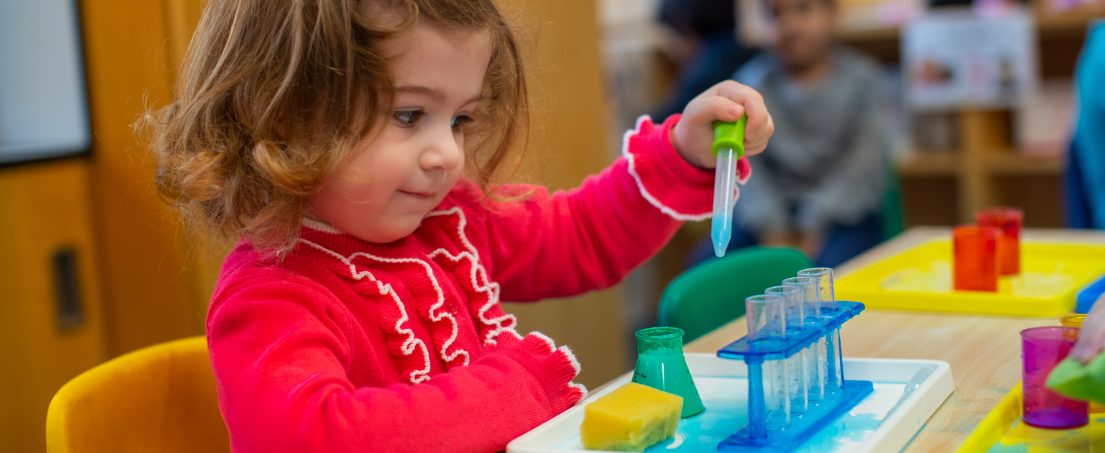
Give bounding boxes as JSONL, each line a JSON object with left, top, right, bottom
{"left": 683, "top": 227, "right": 1105, "bottom": 451}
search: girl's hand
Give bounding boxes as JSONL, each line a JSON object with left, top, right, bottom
{"left": 671, "top": 80, "right": 774, "bottom": 169}
{"left": 1072, "top": 294, "right": 1105, "bottom": 363}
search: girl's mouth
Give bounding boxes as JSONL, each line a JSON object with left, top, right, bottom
{"left": 398, "top": 189, "right": 433, "bottom": 199}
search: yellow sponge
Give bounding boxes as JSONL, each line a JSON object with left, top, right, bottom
{"left": 580, "top": 383, "right": 683, "bottom": 452}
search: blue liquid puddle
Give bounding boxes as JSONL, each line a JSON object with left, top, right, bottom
{"left": 625, "top": 377, "right": 907, "bottom": 452}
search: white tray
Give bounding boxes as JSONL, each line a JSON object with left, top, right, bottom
{"left": 508, "top": 355, "right": 954, "bottom": 453}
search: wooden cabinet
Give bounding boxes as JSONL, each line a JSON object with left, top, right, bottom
{"left": 838, "top": 9, "right": 1102, "bottom": 227}
{"left": 0, "top": 161, "right": 108, "bottom": 453}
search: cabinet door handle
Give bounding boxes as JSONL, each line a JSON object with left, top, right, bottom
{"left": 52, "top": 247, "right": 84, "bottom": 332}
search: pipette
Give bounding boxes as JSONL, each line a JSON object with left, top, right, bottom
{"left": 712, "top": 118, "right": 747, "bottom": 257}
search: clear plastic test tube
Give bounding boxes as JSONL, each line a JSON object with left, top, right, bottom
{"left": 799, "top": 267, "right": 843, "bottom": 391}
{"left": 745, "top": 293, "right": 789, "bottom": 426}
{"left": 783, "top": 276, "right": 825, "bottom": 402}
{"left": 765, "top": 285, "right": 807, "bottom": 415}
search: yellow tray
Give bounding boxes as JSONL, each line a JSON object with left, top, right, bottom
{"left": 957, "top": 383, "right": 1105, "bottom": 452}
{"left": 837, "top": 240, "right": 1105, "bottom": 317}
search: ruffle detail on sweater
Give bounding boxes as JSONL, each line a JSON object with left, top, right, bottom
{"left": 622, "top": 114, "right": 751, "bottom": 221}
{"left": 424, "top": 208, "right": 519, "bottom": 347}
{"left": 296, "top": 237, "right": 471, "bottom": 385}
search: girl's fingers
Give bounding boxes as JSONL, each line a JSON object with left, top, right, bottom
{"left": 713, "top": 81, "right": 772, "bottom": 154}
{"left": 699, "top": 96, "right": 745, "bottom": 123}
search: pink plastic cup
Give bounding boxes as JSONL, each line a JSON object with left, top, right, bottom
{"left": 1021, "top": 326, "right": 1088, "bottom": 429}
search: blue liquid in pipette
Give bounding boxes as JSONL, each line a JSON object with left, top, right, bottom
{"left": 712, "top": 148, "right": 737, "bottom": 257}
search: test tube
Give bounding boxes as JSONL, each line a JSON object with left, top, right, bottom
{"left": 783, "top": 276, "right": 825, "bottom": 403}
{"left": 745, "top": 294, "right": 790, "bottom": 426}
{"left": 765, "top": 285, "right": 807, "bottom": 415}
{"left": 798, "top": 267, "right": 843, "bottom": 391}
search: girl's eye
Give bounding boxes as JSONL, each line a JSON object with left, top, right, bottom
{"left": 393, "top": 109, "right": 424, "bottom": 127}
{"left": 451, "top": 114, "right": 473, "bottom": 131}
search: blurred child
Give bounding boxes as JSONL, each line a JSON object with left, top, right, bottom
{"left": 692, "top": 0, "right": 890, "bottom": 267}
{"left": 148, "top": 0, "right": 772, "bottom": 451}
{"left": 653, "top": 0, "right": 757, "bottom": 119}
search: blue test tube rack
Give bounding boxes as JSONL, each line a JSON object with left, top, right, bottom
{"left": 715, "top": 301, "right": 873, "bottom": 451}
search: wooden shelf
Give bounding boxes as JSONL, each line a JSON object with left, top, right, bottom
{"left": 983, "top": 151, "right": 1065, "bottom": 176}
{"left": 898, "top": 150, "right": 1064, "bottom": 177}
{"left": 896, "top": 151, "right": 959, "bottom": 176}
{"left": 838, "top": 6, "right": 1104, "bottom": 45}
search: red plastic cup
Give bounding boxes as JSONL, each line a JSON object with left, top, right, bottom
{"left": 1021, "top": 326, "right": 1088, "bottom": 429}
{"left": 953, "top": 225, "right": 1000, "bottom": 292}
{"left": 976, "top": 207, "right": 1023, "bottom": 275}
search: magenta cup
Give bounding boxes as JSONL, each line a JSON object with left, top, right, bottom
{"left": 1021, "top": 326, "right": 1088, "bottom": 429}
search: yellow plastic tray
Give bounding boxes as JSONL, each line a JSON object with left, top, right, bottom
{"left": 837, "top": 240, "right": 1105, "bottom": 317}
{"left": 957, "top": 383, "right": 1105, "bottom": 452}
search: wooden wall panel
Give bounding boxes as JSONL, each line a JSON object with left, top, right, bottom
{"left": 79, "top": 0, "right": 209, "bottom": 355}
{"left": 499, "top": 0, "right": 630, "bottom": 387}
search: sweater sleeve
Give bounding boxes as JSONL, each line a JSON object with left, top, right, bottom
{"left": 795, "top": 88, "right": 888, "bottom": 234}
{"left": 207, "top": 274, "right": 583, "bottom": 453}
{"left": 733, "top": 157, "right": 789, "bottom": 236}
{"left": 477, "top": 115, "right": 738, "bottom": 302}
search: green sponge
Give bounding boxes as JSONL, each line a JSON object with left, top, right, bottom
{"left": 1046, "top": 352, "right": 1105, "bottom": 403}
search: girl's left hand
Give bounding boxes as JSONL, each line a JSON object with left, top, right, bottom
{"left": 671, "top": 80, "right": 774, "bottom": 169}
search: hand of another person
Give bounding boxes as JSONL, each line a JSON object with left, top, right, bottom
{"left": 671, "top": 80, "right": 774, "bottom": 169}
{"left": 762, "top": 231, "right": 799, "bottom": 248}
{"left": 1072, "top": 294, "right": 1105, "bottom": 363}
{"left": 798, "top": 232, "right": 823, "bottom": 260}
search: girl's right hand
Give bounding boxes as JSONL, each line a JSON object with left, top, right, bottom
{"left": 670, "top": 80, "right": 774, "bottom": 169}
{"left": 1072, "top": 294, "right": 1105, "bottom": 363}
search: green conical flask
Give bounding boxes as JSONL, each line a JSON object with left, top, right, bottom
{"left": 631, "top": 327, "right": 705, "bottom": 418}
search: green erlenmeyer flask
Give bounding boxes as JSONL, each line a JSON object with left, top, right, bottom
{"left": 632, "top": 327, "right": 705, "bottom": 418}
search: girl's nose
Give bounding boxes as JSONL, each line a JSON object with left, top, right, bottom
{"left": 422, "top": 128, "right": 463, "bottom": 172}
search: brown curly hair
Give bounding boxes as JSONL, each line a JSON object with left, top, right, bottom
{"left": 147, "top": 0, "right": 527, "bottom": 253}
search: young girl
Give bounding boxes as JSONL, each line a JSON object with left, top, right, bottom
{"left": 151, "top": 0, "right": 772, "bottom": 451}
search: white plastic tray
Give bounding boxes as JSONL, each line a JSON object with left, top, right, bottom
{"left": 507, "top": 354, "right": 954, "bottom": 453}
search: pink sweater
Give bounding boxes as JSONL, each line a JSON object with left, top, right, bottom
{"left": 206, "top": 115, "right": 751, "bottom": 452}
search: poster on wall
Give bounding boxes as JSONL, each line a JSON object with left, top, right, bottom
{"left": 903, "top": 10, "right": 1038, "bottom": 110}
{"left": 0, "top": 0, "right": 91, "bottom": 166}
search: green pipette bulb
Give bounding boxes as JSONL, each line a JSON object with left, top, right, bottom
{"left": 712, "top": 118, "right": 747, "bottom": 257}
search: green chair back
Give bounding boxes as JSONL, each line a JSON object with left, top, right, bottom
{"left": 881, "top": 157, "right": 905, "bottom": 241}
{"left": 659, "top": 247, "right": 812, "bottom": 342}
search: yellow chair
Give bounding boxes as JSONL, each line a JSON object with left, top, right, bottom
{"left": 46, "top": 336, "right": 230, "bottom": 453}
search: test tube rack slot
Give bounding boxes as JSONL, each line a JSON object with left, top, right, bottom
{"left": 716, "top": 301, "right": 873, "bottom": 451}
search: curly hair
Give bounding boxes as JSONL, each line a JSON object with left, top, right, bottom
{"left": 146, "top": 0, "right": 527, "bottom": 254}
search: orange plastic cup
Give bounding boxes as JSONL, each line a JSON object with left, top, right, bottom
{"left": 976, "top": 207, "right": 1023, "bottom": 275}
{"left": 953, "top": 225, "right": 1000, "bottom": 292}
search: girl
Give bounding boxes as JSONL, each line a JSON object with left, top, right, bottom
{"left": 151, "top": 0, "right": 772, "bottom": 451}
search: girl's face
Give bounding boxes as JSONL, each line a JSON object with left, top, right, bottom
{"left": 310, "top": 23, "right": 492, "bottom": 243}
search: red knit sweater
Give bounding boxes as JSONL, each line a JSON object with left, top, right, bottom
{"left": 206, "top": 115, "right": 751, "bottom": 452}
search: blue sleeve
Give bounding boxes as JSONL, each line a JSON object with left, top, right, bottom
{"left": 1074, "top": 22, "right": 1105, "bottom": 229}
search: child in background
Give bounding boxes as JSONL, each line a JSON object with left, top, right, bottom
{"left": 652, "top": 0, "right": 757, "bottom": 119}
{"left": 148, "top": 0, "right": 773, "bottom": 451}
{"left": 692, "top": 0, "right": 890, "bottom": 268}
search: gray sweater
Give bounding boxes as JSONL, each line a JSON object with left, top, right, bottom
{"left": 734, "top": 48, "right": 889, "bottom": 236}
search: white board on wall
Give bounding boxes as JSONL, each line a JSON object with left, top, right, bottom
{"left": 0, "top": 0, "right": 91, "bottom": 165}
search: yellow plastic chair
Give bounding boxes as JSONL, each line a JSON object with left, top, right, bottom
{"left": 46, "top": 336, "right": 229, "bottom": 453}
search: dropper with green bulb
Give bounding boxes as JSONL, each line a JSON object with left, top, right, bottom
{"left": 711, "top": 117, "right": 746, "bottom": 257}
